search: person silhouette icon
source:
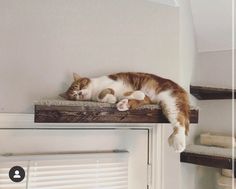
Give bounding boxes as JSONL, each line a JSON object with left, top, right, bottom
{"left": 9, "top": 166, "right": 25, "bottom": 182}
{"left": 13, "top": 170, "right": 21, "bottom": 179}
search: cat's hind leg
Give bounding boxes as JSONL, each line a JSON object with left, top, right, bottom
{"left": 97, "top": 88, "right": 117, "bottom": 104}
{"left": 116, "top": 91, "right": 151, "bottom": 111}
{"left": 116, "top": 99, "right": 130, "bottom": 111}
{"left": 123, "top": 90, "right": 146, "bottom": 101}
{"left": 157, "top": 90, "right": 189, "bottom": 153}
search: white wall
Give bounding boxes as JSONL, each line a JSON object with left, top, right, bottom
{"left": 0, "top": 0, "right": 179, "bottom": 113}
{"left": 179, "top": 0, "right": 197, "bottom": 92}
{"left": 190, "top": 0, "right": 232, "bottom": 52}
{"left": 192, "top": 50, "right": 234, "bottom": 88}
{"left": 198, "top": 100, "right": 233, "bottom": 135}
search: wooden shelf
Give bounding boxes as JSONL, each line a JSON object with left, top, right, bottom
{"left": 181, "top": 152, "right": 234, "bottom": 169}
{"left": 190, "top": 85, "right": 235, "bottom": 100}
{"left": 34, "top": 100, "right": 199, "bottom": 123}
{"left": 180, "top": 145, "right": 235, "bottom": 172}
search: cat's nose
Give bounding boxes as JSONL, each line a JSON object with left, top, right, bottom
{"left": 78, "top": 91, "right": 82, "bottom": 95}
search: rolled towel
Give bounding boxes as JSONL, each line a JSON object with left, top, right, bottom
{"left": 217, "top": 175, "right": 235, "bottom": 187}
{"left": 221, "top": 186, "right": 233, "bottom": 189}
{"left": 200, "top": 133, "right": 235, "bottom": 148}
{"left": 222, "top": 169, "right": 233, "bottom": 178}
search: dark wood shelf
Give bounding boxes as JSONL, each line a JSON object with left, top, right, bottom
{"left": 190, "top": 85, "right": 235, "bottom": 100}
{"left": 181, "top": 145, "right": 235, "bottom": 176}
{"left": 181, "top": 152, "right": 235, "bottom": 170}
{"left": 34, "top": 100, "right": 198, "bottom": 123}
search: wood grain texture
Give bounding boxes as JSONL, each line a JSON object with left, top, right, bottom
{"left": 181, "top": 152, "right": 235, "bottom": 170}
{"left": 190, "top": 86, "right": 235, "bottom": 100}
{"left": 35, "top": 105, "right": 199, "bottom": 123}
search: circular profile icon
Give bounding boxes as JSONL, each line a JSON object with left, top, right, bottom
{"left": 9, "top": 166, "right": 25, "bottom": 182}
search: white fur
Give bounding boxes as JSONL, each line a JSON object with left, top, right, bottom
{"left": 126, "top": 90, "right": 145, "bottom": 100}
{"left": 168, "top": 127, "right": 186, "bottom": 152}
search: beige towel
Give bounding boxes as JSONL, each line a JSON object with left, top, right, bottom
{"left": 200, "top": 133, "right": 235, "bottom": 148}
{"left": 217, "top": 175, "right": 235, "bottom": 187}
{"left": 220, "top": 186, "right": 233, "bottom": 189}
{"left": 222, "top": 169, "right": 233, "bottom": 178}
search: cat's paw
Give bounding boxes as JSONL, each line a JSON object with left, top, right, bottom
{"left": 132, "top": 91, "right": 145, "bottom": 100}
{"left": 98, "top": 94, "right": 117, "bottom": 104}
{"left": 116, "top": 99, "right": 130, "bottom": 111}
{"left": 126, "top": 91, "right": 145, "bottom": 100}
{"left": 106, "top": 94, "right": 117, "bottom": 104}
{"left": 168, "top": 128, "right": 186, "bottom": 153}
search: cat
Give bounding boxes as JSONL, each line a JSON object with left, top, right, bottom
{"left": 64, "top": 72, "right": 190, "bottom": 153}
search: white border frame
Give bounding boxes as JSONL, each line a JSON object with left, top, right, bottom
{"left": 0, "top": 113, "right": 164, "bottom": 189}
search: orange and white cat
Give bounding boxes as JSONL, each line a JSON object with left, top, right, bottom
{"left": 65, "top": 72, "right": 190, "bottom": 152}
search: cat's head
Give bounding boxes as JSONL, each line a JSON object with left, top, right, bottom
{"left": 63, "top": 73, "right": 92, "bottom": 101}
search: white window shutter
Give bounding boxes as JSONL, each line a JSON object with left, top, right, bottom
{"left": 0, "top": 152, "right": 128, "bottom": 189}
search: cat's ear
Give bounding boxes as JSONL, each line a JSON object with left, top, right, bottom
{"left": 59, "top": 92, "right": 68, "bottom": 99}
{"left": 73, "top": 73, "right": 81, "bottom": 81}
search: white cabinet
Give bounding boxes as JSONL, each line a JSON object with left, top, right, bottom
{"left": 0, "top": 128, "right": 150, "bottom": 189}
{"left": 0, "top": 114, "right": 164, "bottom": 189}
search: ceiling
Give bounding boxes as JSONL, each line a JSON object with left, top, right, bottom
{"left": 190, "top": 0, "right": 232, "bottom": 52}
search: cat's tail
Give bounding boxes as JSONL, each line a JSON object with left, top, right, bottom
{"left": 185, "top": 116, "right": 190, "bottom": 136}
{"left": 180, "top": 94, "right": 190, "bottom": 136}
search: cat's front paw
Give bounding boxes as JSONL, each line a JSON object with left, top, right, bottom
{"left": 116, "top": 99, "right": 130, "bottom": 111}
{"left": 100, "top": 94, "right": 117, "bottom": 104}
{"left": 105, "top": 94, "right": 117, "bottom": 104}
{"left": 132, "top": 91, "right": 145, "bottom": 100}
{"left": 168, "top": 128, "right": 186, "bottom": 153}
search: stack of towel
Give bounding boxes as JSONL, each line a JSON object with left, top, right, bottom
{"left": 200, "top": 133, "right": 235, "bottom": 189}
{"left": 217, "top": 169, "right": 235, "bottom": 189}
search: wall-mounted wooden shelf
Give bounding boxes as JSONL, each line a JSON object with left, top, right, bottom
{"left": 181, "top": 152, "right": 234, "bottom": 169}
{"left": 34, "top": 99, "right": 199, "bottom": 123}
{"left": 181, "top": 145, "right": 235, "bottom": 174}
{"left": 190, "top": 86, "right": 235, "bottom": 100}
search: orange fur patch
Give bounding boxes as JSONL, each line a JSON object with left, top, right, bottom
{"left": 98, "top": 88, "right": 115, "bottom": 99}
{"left": 123, "top": 91, "right": 134, "bottom": 96}
{"left": 127, "top": 96, "right": 152, "bottom": 110}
